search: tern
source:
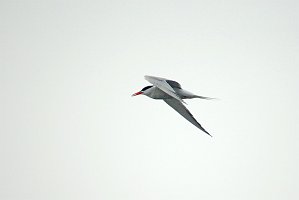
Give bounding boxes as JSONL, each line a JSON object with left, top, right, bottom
{"left": 132, "top": 75, "right": 214, "bottom": 136}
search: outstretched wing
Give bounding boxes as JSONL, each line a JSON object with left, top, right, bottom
{"left": 163, "top": 98, "right": 212, "bottom": 136}
{"left": 144, "top": 75, "right": 185, "bottom": 104}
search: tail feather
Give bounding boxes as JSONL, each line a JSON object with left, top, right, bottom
{"left": 194, "top": 95, "right": 217, "bottom": 100}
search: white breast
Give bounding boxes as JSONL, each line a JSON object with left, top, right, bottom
{"left": 144, "top": 87, "right": 172, "bottom": 99}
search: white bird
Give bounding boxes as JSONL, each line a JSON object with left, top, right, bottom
{"left": 132, "top": 75, "right": 214, "bottom": 136}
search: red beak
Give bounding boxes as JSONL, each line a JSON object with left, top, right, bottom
{"left": 132, "top": 91, "right": 143, "bottom": 96}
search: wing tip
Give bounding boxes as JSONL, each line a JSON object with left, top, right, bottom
{"left": 144, "top": 75, "right": 153, "bottom": 79}
{"left": 201, "top": 127, "right": 212, "bottom": 137}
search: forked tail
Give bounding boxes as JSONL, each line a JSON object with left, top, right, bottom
{"left": 194, "top": 95, "right": 217, "bottom": 100}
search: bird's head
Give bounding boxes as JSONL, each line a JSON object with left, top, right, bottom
{"left": 131, "top": 85, "right": 153, "bottom": 96}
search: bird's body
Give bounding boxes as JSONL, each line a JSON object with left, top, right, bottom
{"left": 132, "top": 75, "right": 214, "bottom": 136}
{"left": 143, "top": 86, "right": 199, "bottom": 99}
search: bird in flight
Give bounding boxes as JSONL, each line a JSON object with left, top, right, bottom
{"left": 132, "top": 75, "right": 214, "bottom": 136}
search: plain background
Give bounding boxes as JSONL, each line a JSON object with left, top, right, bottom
{"left": 1, "top": 0, "right": 298, "bottom": 199}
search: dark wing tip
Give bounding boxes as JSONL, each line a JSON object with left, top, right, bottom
{"left": 201, "top": 127, "right": 212, "bottom": 137}
{"left": 166, "top": 80, "right": 182, "bottom": 89}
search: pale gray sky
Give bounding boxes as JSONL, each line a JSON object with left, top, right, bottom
{"left": 1, "top": 0, "right": 299, "bottom": 199}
